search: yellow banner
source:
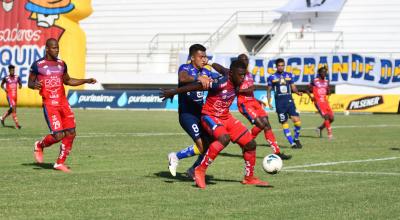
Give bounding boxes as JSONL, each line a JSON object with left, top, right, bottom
{"left": 293, "top": 94, "right": 400, "bottom": 113}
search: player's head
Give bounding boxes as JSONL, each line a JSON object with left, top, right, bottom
{"left": 189, "top": 44, "right": 207, "bottom": 69}
{"left": 237, "top": 53, "right": 249, "bottom": 68}
{"left": 275, "top": 58, "right": 285, "bottom": 73}
{"left": 318, "top": 66, "right": 328, "bottom": 79}
{"left": 45, "top": 38, "right": 59, "bottom": 60}
{"left": 8, "top": 65, "right": 15, "bottom": 76}
{"left": 230, "top": 60, "right": 247, "bottom": 86}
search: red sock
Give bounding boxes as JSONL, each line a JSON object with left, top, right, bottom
{"left": 324, "top": 120, "right": 332, "bottom": 135}
{"left": 264, "top": 129, "right": 280, "bottom": 154}
{"left": 56, "top": 135, "right": 75, "bottom": 164}
{"left": 40, "top": 134, "right": 59, "bottom": 148}
{"left": 198, "top": 141, "right": 224, "bottom": 169}
{"left": 243, "top": 150, "right": 256, "bottom": 177}
{"left": 11, "top": 112, "right": 19, "bottom": 127}
{"left": 251, "top": 126, "right": 262, "bottom": 139}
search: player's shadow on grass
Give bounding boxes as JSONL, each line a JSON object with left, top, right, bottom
{"left": 154, "top": 171, "right": 241, "bottom": 186}
{"left": 256, "top": 143, "right": 291, "bottom": 149}
{"left": 1, "top": 125, "right": 16, "bottom": 129}
{"left": 22, "top": 162, "right": 54, "bottom": 170}
{"left": 390, "top": 147, "right": 400, "bottom": 151}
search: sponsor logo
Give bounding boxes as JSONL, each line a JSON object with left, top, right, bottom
{"left": 127, "top": 95, "right": 163, "bottom": 104}
{"left": 346, "top": 96, "right": 383, "bottom": 110}
{"left": 78, "top": 94, "right": 116, "bottom": 103}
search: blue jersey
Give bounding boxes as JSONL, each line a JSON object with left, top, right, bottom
{"left": 178, "top": 63, "right": 213, "bottom": 115}
{"left": 267, "top": 71, "right": 295, "bottom": 105}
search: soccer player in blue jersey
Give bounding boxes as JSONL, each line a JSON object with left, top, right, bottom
{"left": 167, "top": 44, "right": 213, "bottom": 177}
{"left": 267, "top": 58, "right": 303, "bottom": 149}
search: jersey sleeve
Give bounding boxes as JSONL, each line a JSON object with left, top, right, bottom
{"left": 178, "top": 64, "right": 189, "bottom": 74}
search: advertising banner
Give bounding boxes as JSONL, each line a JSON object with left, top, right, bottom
{"left": 67, "top": 90, "right": 166, "bottom": 109}
{"left": 179, "top": 53, "right": 400, "bottom": 89}
{"left": 0, "top": 0, "right": 92, "bottom": 106}
{"left": 293, "top": 94, "right": 400, "bottom": 113}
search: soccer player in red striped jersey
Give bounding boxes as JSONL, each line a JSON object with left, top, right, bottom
{"left": 28, "top": 38, "right": 97, "bottom": 172}
{"left": 237, "top": 54, "right": 291, "bottom": 160}
{"left": 306, "top": 66, "right": 334, "bottom": 139}
{"left": 161, "top": 60, "right": 268, "bottom": 189}
{"left": 0, "top": 65, "right": 22, "bottom": 129}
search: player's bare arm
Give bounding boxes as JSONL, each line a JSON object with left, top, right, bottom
{"left": 305, "top": 84, "right": 314, "bottom": 102}
{"left": 160, "top": 83, "right": 204, "bottom": 101}
{"left": 291, "top": 84, "right": 303, "bottom": 96}
{"left": 1, "top": 78, "right": 6, "bottom": 92}
{"left": 179, "top": 70, "right": 210, "bottom": 90}
{"left": 27, "top": 72, "right": 42, "bottom": 90}
{"left": 209, "top": 62, "right": 229, "bottom": 76}
{"left": 18, "top": 77, "right": 22, "bottom": 89}
{"left": 63, "top": 72, "right": 97, "bottom": 86}
{"left": 266, "top": 85, "right": 273, "bottom": 109}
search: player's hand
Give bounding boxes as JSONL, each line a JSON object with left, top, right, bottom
{"left": 297, "top": 92, "right": 303, "bottom": 96}
{"left": 159, "top": 88, "right": 176, "bottom": 101}
{"left": 198, "top": 75, "right": 212, "bottom": 90}
{"left": 268, "top": 102, "right": 274, "bottom": 110}
{"left": 33, "top": 81, "right": 42, "bottom": 90}
{"left": 86, "top": 78, "right": 97, "bottom": 84}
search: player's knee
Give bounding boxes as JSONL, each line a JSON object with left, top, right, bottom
{"left": 323, "top": 115, "right": 330, "bottom": 120}
{"left": 330, "top": 116, "right": 334, "bottom": 122}
{"left": 7, "top": 108, "right": 12, "bottom": 114}
{"left": 65, "top": 129, "right": 76, "bottom": 138}
{"left": 53, "top": 132, "right": 65, "bottom": 141}
{"left": 244, "top": 139, "right": 256, "bottom": 151}
{"left": 11, "top": 107, "right": 16, "bottom": 113}
{"left": 262, "top": 117, "right": 271, "bottom": 130}
{"left": 217, "top": 135, "right": 230, "bottom": 147}
{"left": 254, "top": 118, "right": 265, "bottom": 129}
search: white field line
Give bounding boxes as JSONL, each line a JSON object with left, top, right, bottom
{"left": 284, "top": 157, "right": 400, "bottom": 170}
{"left": 282, "top": 169, "right": 400, "bottom": 176}
{"left": 1, "top": 123, "right": 399, "bottom": 142}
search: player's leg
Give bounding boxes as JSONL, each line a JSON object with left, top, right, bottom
{"left": 229, "top": 118, "right": 268, "bottom": 186}
{"left": 258, "top": 116, "right": 292, "bottom": 160}
{"left": 195, "top": 115, "right": 230, "bottom": 188}
{"left": 325, "top": 105, "right": 334, "bottom": 139}
{"left": 277, "top": 108, "right": 296, "bottom": 148}
{"left": 238, "top": 103, "right": 260, "bottom": 138}
{"left": 34, "top": 106, "right": 64, "bottom": 163}
{"left": 289, "top": 102, "right": 302, "bottom": 148}
{"left": 167, "top": 113, "right": 203, "bottom": 176}
{"left": 53, "top": 105, "right": 77, "bottom": 172}
{"left": 11, "top": 104, "right": 21, "bottom": 129}
{"left": 0, "top": 97, "right": 13, "bottom": 126}
{"left": 315, "top": 102, "right": 326, "bottom": 138}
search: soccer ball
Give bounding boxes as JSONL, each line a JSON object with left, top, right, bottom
{"left": 262, "top": 154, "right": 283, "bottom": 174}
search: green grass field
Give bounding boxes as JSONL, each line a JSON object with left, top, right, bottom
{"left": 0, "top": 108, "right": 399, "bottom": 220}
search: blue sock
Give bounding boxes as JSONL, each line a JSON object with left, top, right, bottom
{"left": 294, "top": 125, "right": 301, "bottom": 140}
{"left": 283, "top": 128, "right": 295, "bottom": 145}
{"left": 176, "top": 144, "right": 196, "bottom": 160}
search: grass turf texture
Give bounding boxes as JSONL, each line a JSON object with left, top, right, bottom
{"left": 0, "top": 108, "right": 399, "bottom": 219}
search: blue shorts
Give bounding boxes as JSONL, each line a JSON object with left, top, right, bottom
{"left": 179, "top": 113, "right": 202, "bottom": 141}
{"left": 275, "top": 100, "right": 299, "bottom": 123}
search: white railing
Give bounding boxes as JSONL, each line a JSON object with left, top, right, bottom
{"left": 204, "top": 11, "right": 277, "bottom": 49}
{"left": 148, "top": 33, "right": 210, "bottom": 54}
{"left": 250, "top": 19, "right": 284, "bottom": 55}
{"left": 279, "top": 31, "right": 344, "bottom": 53}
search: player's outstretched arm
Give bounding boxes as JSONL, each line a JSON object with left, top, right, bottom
{"left": 27, "top": 72, "right": 41, "bottom": 90}
{"left": 159, "top": 83, "right": 204, "bottom": 101}
{"left": 291, "top": 84, "right": 303, "bottom": 96}
{"left": 207, "top": 61, "right": 229, "bottom": 76}
{"left": 63, "top": 72, "right": 97, "bottom": 86}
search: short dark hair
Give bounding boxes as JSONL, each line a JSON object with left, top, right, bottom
{"left": 8, "top": 65, "right": 15, "bottom": 70}
{"left": 275, "top": 58, "right": 285, "bottom": 66}
{"left": 46, "top": 38, "right": 58, "bottom": 47}
{"left": 189, "top": 44, "right": 206, "bottom": 57}
{"left": 318, "top": 66, "right": 327, "bottom": 74}
{"left": 230, "top": 60, "right": 247, "bottom": 71}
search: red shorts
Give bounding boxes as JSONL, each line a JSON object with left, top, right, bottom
{"left": 238, "top": 100, "right": 267, "bottom": 124}
{"left": 43, "top": 104, "right": 76, "bottom": 133}
{"left": 7, "top": 96, "right": 17, "bottom": 108}
{"left": 201, "top": 113, "right": 253, "bottom": 147}
{"left": 315, "top": 101, "right": 333, "bottom": 117}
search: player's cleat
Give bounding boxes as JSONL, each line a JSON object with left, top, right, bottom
{"left": 33, "top": 141, "right": 44, "bottom": 164}
{"left": 241, "top": 176, "right": 269, "bottom": 186}
{"left": 0, "top": 117, "right": 4, "bottom": 127}
{"left": 291, "top": 143, "right": 299, "bottom": 149}
{"left": 16, "top": 125, "right": 22, "bottom": 129}
{"left": 315, "top": 128, "right": 322, "bottom": 138}
{"left": 53, "top": 163, "right": 71, "bottom": 173}
{"left": 186, "top": 167, "right": 195, "bottom": 180}
{"left": 276, "top": 152, "right": 292, "bottom": 160}
{"left": 168, "top": 152, "right": 179, "bottom": 177}
{"left": 194, "top": 166, "right": 206, "bottom": 189}
{"left": 294, "top": 139, "right": 303, "bottom": 149}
